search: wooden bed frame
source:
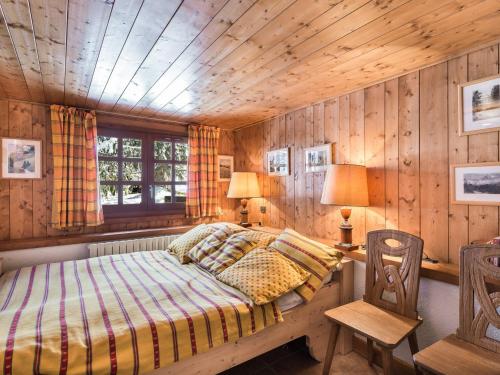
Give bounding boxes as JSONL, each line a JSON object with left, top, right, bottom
{"left": 147, "top": 259, "right": 354, "bottom": 375}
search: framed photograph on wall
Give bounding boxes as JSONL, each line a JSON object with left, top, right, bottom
{"left": 267, "top": 148, "right": 289, "bottom": 176}
{"left": 217, "top": 155, "right": 234, "bottom": 181}
{"left": 459, "top": 74, "right": 500, "bottom": 135}
{"left": 450, "top": 162, "right": 500, "bottom": 205}
{"left": 1, "top": 137, "right": 42, "bottom": 179}
{"left": 304, "top": 143, "right": 333, "bottom": 172}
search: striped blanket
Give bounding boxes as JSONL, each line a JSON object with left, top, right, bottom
{"left": 0, "top": 251, "right": 282, "bottom": 374}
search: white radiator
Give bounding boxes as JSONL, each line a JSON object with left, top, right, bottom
{"left": 88, "top": 234, "right": 181, "bottom": 258}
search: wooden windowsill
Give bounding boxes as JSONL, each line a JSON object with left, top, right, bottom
{"left": 0, "top": 225, "right": 196, "bottom": 252}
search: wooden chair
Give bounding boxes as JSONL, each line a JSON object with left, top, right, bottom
{"left": 322, "top": 229, "right": 424, "bottom": 375}
{"left": 414, "top": 245, "right": 500, "bottom": 375}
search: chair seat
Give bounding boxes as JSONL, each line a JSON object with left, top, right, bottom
{"left": 414, "top": 334, "right": 500, "bottom": 375}
{"left": 324, "top": 300, "right": 422, "bottom": 348}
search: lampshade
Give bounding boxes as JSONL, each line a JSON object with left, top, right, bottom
{"left": 320, "top": 164, "right": 369, "bottom": 207}
{"left": 227, "top": 172, "right": 261, "bottom": 199}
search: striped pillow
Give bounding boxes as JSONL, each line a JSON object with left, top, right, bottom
{"left": 193, "top": 232, "right": 258, "bottom": 274}
{"left": 268, "top": 229, "right": 343, "bottom": 302}
{"left": 236, "top": 230, "right": 276, "bottom": 248}
{"left": 167, "top": 224, "right": 216, "bottom": 264}
{"left": 188, "top": 226, "right": 233, "bottom": 266}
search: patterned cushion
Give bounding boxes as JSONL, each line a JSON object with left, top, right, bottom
{"left": 209, "top": 222, "right": 247, "bottom": 233}
{"left": 188, "top": 226, "right": 233, "bottom": 265}
{"left": 167, "top": 224, "right": 216, "bottom": 264}
{"left": 237, "top": 230, "right": 277, "bottom": 248}
{"left": 216, "top": 248, "right": 310, "bottom": 305}
{"left": 268, "top": 229, "right": 343, "bottom": 302}
{"left": 193, "top": 232, "right": 258, "bottom": 274}
{"left": 488, "top": 237, "right": 500, "bottom": 245}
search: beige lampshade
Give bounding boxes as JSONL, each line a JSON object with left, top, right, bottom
{"left": 320, "top": 164, "right": 369, "bottom": 207}
{"left": 227, "top": 172, "right": 261, "bottom": 199}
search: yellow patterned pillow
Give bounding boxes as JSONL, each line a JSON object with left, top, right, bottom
{"left": 167, "top": 224, "right": 216, "bottom": 264}
{"left": 216, "top": 248, "right": 310, "bottom": 305}
{"left": 194, "top": 232, "right": 258, "bottom": 274}
{"left": 268, "top": 229, "right": 343, "bottom": 302}
{"left": 237, "top": 230, "right": 277, "bottom": 248}
{"left": 209, "top": 222, "right": 247, "bottom": 233}
{"left": 188, "top": 226, "right": 233, "bottom": 265}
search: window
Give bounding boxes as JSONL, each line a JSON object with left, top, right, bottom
{"left": 98, "top": 128, "right": 188, "bottom": 217}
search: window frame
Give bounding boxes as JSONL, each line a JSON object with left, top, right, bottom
{"left": 97, "top": 126, "right": 187, "bottom": 218}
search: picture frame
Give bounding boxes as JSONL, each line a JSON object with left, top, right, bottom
{"left": 217, "top": 155, "right": 234, "bottom": 181}
{"left": 450, "top": 162, "right": 500, "bottom": 206}
{"left": 459, "top": 73, "right": 500, "bottom": 136}
{"left": 267, "top": 148, "right": 290, "bottom": 176}
{"left": 304, "top": 143, "right": 333, "bottom": 173}
{"left": 1, "top": 137, "right": 42, "bottom": 179}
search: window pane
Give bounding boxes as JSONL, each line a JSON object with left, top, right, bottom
{"left": 175, "top": 143, "right": 188, "bottom": 161}
{"left": 100, "top": 185, "right": 118, "bottom": 205}
{"left": 154, "top": 140, "right": 172, "bottom": 160}
{"left": 174, "top": 164, "right": 187, "bottom": 182}
{"left": 123, "top": 185, "right": 142, "bottom": 204}
{"left": 123, "top": 162, "right": 142, "bottom": 181}
{"left": 98, "top": 136, "right": 118, "bottom": 157}
{"left": 99, "top": 160, "right": 118, "bottom": 181}
{"left": 155, "top": 185, "right": 172, "bottom": 203}
{"left": 175, "top": 184, "right": 186, "bottom": 202}
{"left": 123, "top": 138, "right": 142, "bottom": 158}
{"left": 154, "top": 163, "right": 172, "bottom": 182}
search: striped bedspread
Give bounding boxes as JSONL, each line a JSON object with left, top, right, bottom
{"left": 0, "top": 251, "right": 282, "bottom": 375}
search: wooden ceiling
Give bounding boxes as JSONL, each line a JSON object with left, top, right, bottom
{"left": 0, "top": 0, "right": 499, "bottom": 129}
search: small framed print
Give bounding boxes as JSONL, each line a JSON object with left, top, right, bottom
{"left": 218, "top": 155, "right": 234, "bottom": 181}
{"left": 451, "top": 163, "right": 500, "bottom": 205}
{"left": 459, "top": 74, "right": 500, "bottom": 135}
{"left": 1, "top": 137, "right": 42, "bottom": 179}
{"left": 304, "top": 143, "right": 333, "bottom": 173}
{"left": 267, "top": 148, "right": 290, "bottom": 176}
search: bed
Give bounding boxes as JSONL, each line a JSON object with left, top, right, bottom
{"left": 0, "top": 248, "right": 353, "bottom": 375}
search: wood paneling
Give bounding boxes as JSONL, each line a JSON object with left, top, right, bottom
{"left": 0, "top": 99, "right": 234, "bottom": 242}
{"left": 234, "top": 45, "right": 500, "bottom": 264}
{"left": 0, "top": 1, "right": 499, "bottom": 129}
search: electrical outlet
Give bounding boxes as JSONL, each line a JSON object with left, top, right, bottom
{"left": 260, "top": 206, "right": 266, "bottom": 213}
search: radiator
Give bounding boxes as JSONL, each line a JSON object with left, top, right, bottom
{"left": 88, "top": 234, "right": 181, "bottom": 258}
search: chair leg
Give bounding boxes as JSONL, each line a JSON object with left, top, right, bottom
{"left": 381, "top": 347, "right": 393, "bottom": 375}
{"left": 366, "top": 338, "right": 374, "bottom": 367}
{"left": 322, "top": 323, "right": 341, "bottom": 375}
{"left": 408, "top": 331, "right": 422, "bottom": 375}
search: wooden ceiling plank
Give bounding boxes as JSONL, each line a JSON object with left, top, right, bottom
{"left": 84, "top": 0, "right": 144, "bottom": 108}
{"left": 0, "top": 0, "right": 45, "bottom": 102}
{"left": 128, "top": 0, "right": 258, "bottom": 115}
{"left": 140, "top": 0, "right": 297, "bottom": 116}
{"left": 0, "top": 11, "right": 30, "bottom": 100}
{"left": 208, "top": 12, "right": 500, "bottom": 128}
{"left": 95, "top": 0, "right": 183, "bottom": 111}
{"left": 64, "top": 0, "right": 113, "bottom": 107}
{"left": 198, "top": 0, "right": 493, "bottom": 124}
{"left": 112, "top": 0, "right": 228, "bottom": 113}
{"left": 166, "top": 0, "right": 352, "bottom": 116}
{"left": 30, "top": 0, "right": 67, "bottom": 104}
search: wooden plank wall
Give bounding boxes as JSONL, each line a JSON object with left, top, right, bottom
{"left": 234, "top": 44, "right": 500, "bottom": 264}
{"left": 0, "top": 100, "right": 235, "bottom": 242}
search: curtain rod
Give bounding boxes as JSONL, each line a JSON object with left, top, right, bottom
{"left": 2, "top": 97, "right": 192, "bottom": 126}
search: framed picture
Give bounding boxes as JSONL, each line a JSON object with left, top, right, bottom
{"left": 217, "top": 155, "right": 234, "bottom": 181}
{"left": 1, "top": 137, "right": 42, "bottom": 179}
{"left": 459, "top": 74, "right": 500, "bottom": 135}
{"left": 304, "top": 143, "right": 333, "bottom": 173}
{"left": 267, "top": 148, "right": 289, "bottom": 176}
{"left": 450, "top": 163, "right": 500, "bottom": 205}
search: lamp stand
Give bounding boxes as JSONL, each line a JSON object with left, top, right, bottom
{"left": 334, "top": 207, "right": 359, "bottom": 251}
{"left": 239, "top": 198, "right": 252, "bottom": 228}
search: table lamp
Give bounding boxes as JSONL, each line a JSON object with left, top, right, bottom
{"left": 320, "top": 164, "right": 369, "bottom": 250}
{"left": 227, "top": 172, "right": 261, "bottom": 227}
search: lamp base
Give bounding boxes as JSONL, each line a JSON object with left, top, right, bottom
{"left": 239, "top": 222, "right": 252, "bottom": 228}
{"left": 334, "top": 243, "right": 359, "bottom": 251}
{"left": 335, "top": 207, "right": 359, "bottom": 251}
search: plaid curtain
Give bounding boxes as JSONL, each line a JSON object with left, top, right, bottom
{"left": 50, "top": 105, "right": 103, "bottom": 229}
{"left": 186, "top": 125, "right": 220, "bottom": 218}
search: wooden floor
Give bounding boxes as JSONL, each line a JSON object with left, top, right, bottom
{"left": 220, "top": 337, "right": 382, "bottom": 375}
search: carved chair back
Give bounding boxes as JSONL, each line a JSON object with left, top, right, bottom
{"left": 458, "top": 245, "right": 500, "bottom": 353}
{"left": 364, "top": 230, "right": 424, "bottom": 320}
